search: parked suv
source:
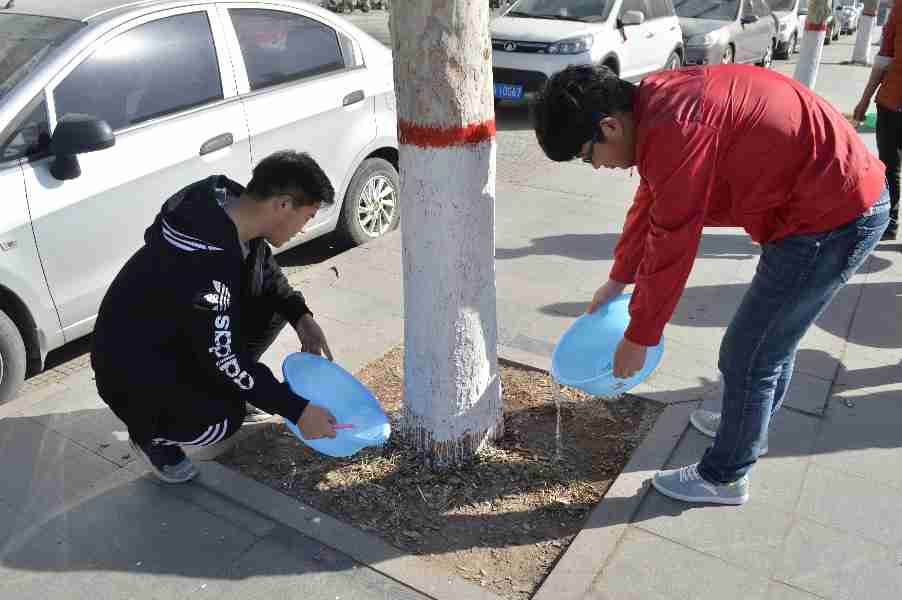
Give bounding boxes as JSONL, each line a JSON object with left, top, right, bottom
{"left": 835, "top": 0, "right": 863, "bottom": 34}
{"left": 490, "top": 0, "right": 684, "bottom": 102}
{"left": 676, "top": 0, "right": 778, "bottom": 67}
{"left": 0, "top": 0, "right": 399, "bottom": 403}
{"left": 768, "top": 0, "right": 801, "bottom": 58}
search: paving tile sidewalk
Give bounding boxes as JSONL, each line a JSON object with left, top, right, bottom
{"left": 2, "top": 35, "right": 901, "bottom": 600}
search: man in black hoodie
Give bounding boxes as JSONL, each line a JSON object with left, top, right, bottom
{"left": 92, "top": 151, "right": 338, "bottom": 483}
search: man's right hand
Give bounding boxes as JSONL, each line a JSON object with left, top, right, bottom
{"left": 587, "top": 279, "right": 627, "bottom": 314}
{"left": 297, "top": 404, "right": 337, "bottom": 439}
{"left": 853, "top": 99, "right": 869, "bottom": 124}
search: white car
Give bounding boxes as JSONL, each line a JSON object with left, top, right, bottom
{"left": 491, "top": 0, "right": 684, "bottom": 102}
{"left": 0, "top": 0, "right": 398, "bottom": 403}
{"left": 836, "top": 0, "right": 863, "bottom": 34}
{"left": 769, "top": 0, "right": 801, "bottom": 58}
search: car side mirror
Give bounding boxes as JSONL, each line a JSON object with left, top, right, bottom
{"left": 619, "top": 10, "right": 645, "bottom": 26}
{"left": 50, "top": 113, "right": 115, "bottom": 181}
{"left": 741, "top": 14, "right": 760, "bottom": 24}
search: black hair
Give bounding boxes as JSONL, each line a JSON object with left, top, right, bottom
{"left": 245, "top": 150, "right": 335, "bottom": 207}
{"left": 532, "top": 64, "right": 637, "bottom": 162}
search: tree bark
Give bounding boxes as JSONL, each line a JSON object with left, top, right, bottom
{"left": 795, "top": 0, "right": 831, "bottom": 88}
{"left": 389, "top": 0, "right": 503, "bottom": 467}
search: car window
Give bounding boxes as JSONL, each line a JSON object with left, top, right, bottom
{"left": 0, "top": 14, "right": 83, "bottom": 102}
{"left": 229, "top": 9, "right": 346, "bottom": 92}
{"left": 53, "top": 13, "right": 223, "bottom": 132}
{"left": 753, "top": 0, "right": 771, "bottom": 16}
{"left": 508, "top": 0, "right": 616, "bottom": 22}
{"left": 767, "top": 0, "right": 797, "bottom": 10}
{"left": 674, "top": 0, "right": 741, "bottom": 20}
{"left": 0, "top": 94, "right": 50, "bottom": 163}
{"left": 647, "top": 0, "right": 675, "bottom": 18}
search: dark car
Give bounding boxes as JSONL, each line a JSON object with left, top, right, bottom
{"left": 676, "top": 0, "right": 778, "bottom": 66}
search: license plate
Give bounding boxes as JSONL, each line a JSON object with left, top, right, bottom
{"left": 494, "top": 83, "right": 523, "bottom": 100}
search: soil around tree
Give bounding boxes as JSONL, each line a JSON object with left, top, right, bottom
{"left": 217, "top": 345, "right": 663, "bottom": 599}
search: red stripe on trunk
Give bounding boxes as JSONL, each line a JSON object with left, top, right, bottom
{"left": 399, "top": 119, "right": 496, "bottom": 148}
{"left": 805, "top": 21, "right": 828, "bottom": 31}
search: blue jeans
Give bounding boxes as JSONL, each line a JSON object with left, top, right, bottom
{"left": 697, "top": 188, "right": 890, "bottom": 484}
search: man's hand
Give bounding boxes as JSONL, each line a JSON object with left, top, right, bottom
{"left": 587, "top": 279, "right": 627, "bottom": 314}
{"left": 853, "top": 99, "right": 869, "bottom": 124}
{"left": 613, "top": 337, "right": 647, "bottom": 379}
{"left": 297, "top": 403, "right": 337, "bottom": 439}
{"left": 295, "top": 314, "right": 334, "bottom": 361}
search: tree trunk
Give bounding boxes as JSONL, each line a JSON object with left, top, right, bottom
{"left": 852, "top": 0, "right": 881, "bottom": 64}
{"left": 795, "top": 0, "right": 831, "bottom": 88}
{"left": 389, "top": 0, "right": 503, "bottom": 467}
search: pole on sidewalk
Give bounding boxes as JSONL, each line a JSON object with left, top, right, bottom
{"left": 389, "top": 0, "right": 503, "bottom": 467}
{"left": 794, "top": 0, "right": 831, "bottom": 88}
{"left": 852, "top": 0, "right": 880, "bottom": 64}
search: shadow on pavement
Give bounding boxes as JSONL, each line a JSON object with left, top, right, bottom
{"left": 497, "top": 232, "right": 762, "bottom": 262}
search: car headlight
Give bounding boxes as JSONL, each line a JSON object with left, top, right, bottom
{"left": 547, "top": 35, "right": 593, "bottom": 55}
{"left": 687, "top": 32, "right": 719, "bottom": 47}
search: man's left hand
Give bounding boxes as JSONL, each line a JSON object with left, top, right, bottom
{"left": 613, "top": 337, "right": 647, "bottom": 379}
{"left": 294, "top": 314, "right": 334, "bottom": 361}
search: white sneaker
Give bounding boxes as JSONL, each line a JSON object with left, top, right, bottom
{"left": 652, "top": 463, "right": 749, "bottom": 505}
{"left": 689, "top": 409, "right": 768, "bottom": 456}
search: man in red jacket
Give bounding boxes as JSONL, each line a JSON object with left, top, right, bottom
{"left": 534, "top": 64, "right": 889, "bottom": 505}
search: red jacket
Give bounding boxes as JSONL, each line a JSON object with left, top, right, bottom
{"left": 611, "top": 65, "right": 885, "bottom": 347}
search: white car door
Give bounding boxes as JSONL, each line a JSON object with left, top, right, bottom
{"left": 218, "top": 3, "right": 377, "bottom": 241}
{"left": 616, "top": 0, "right": 659, "bottom": 80}
{"left": 645, "top": 0, "right": 682, "bottom": 68}
{"left": 0, "top": 96, "right": 63, "bottom": 351}
{"left": 23, "top": 7, "right": 253, "bottom": 340}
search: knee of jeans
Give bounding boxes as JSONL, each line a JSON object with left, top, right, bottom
{"left": 718, "top": 333, "right": 746, "bottom": 377}
{"left": 718, "top": 344, "right": 788, "bottom": 387}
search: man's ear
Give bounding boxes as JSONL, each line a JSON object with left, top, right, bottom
{"left": 599, "top": 116, "right": 623, "bottom": 139}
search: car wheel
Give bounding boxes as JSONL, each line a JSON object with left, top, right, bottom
{"left": 722, "top": 45, "right": 734, "bottom": 64}
{"left": 337, "top": 157, "right": 400, "bottom": 246}
{"left": 776, "top": 36, "right": 791, "bottom": 59}
{"left": 665, "top": 51, "right": 681, "bottom": 69}
{"left": 0, "top": 309, "right": 26, "bottom": 405}
{"left": 790, "top": 32, "right": 799, "bottom": 54}
{"left": 825, "top": 26, "right": 832, "bottom": 44}
{"left": 758, "top": 41, "right": 774, "bottom": 68}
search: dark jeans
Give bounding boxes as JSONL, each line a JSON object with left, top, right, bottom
{"left": 876, "top": 105, "right": 902, "bottom": 233}
{"left": 697, "top": 188, "right": 890, "bottom": 484}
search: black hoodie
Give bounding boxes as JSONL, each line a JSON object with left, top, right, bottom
{"left": 91, "top": 176, "right": 310, "bottom": 440}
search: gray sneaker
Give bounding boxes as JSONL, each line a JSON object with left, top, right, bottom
{"left": 689, "top": 409, "right": 768, "bottom": 455}
{"left": 129, "top": 440, "right": 198, "bottom": 484}
{"left": 244, "top": 403, "right": 273, "bottom": 425}
{"left": 652, "top": 463, "right": 749, "bottom": 505}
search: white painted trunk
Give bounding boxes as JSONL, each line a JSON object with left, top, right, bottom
{"left": 794, "top": 29, "right": 827, "bottom": 88}
{"left": 853, "top": 14, "right": 878, "bottom": 64}
{"left": 794, "top": 0, "right": 830, "bottom": 88}
{"left": 399, "top": 143, "right": 502, "bottom": 464}
{"left": 390, "top": 0, "right": 503, "bottom": 466}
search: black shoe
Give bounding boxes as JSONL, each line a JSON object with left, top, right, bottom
{"left": 244, "top": 403, "right": 273, "bottom": 425}
{"left": 129, "top": 440, "right": 198, "bottom": 483}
